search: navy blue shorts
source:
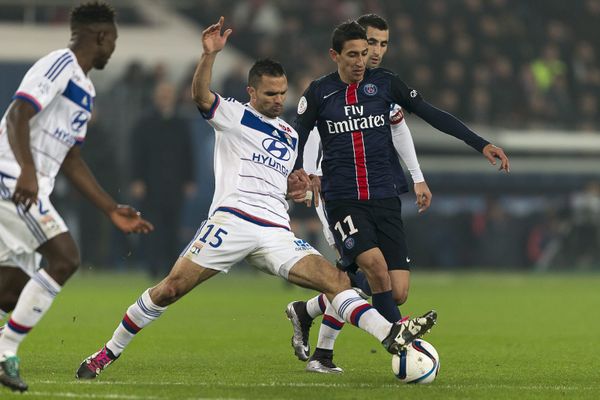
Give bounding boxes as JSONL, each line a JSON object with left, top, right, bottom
{"left": 325, "top": 197, "right": 410, "bottom": 271}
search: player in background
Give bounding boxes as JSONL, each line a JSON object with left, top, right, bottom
{"left": 0, "top": 2, "right": 153, "bottom": 392}
{"left": 286, "top": 14, "right": 432, "bottom": 373}
{"left": 290, "top": 20, "right": 509, "bottom": 373}
{"left": 75, "top": 17, "right": 437, "bottom": 381}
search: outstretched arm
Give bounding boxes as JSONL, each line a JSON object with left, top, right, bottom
{"left": 411, "top": 101, "right": 510, "bottom": 172}
{"left": 191, "top": 16, "right": 232, "bottom": 113}
{"left": 61, "top": 146, "right": 153, "bottom": 234}
{"left": 6, "top": 99, "right": 38, "bottom": 210}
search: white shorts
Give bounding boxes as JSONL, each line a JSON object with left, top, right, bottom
{"left": 180, "top": 210, "right": 321, "bottom": 279}
{"left": 0, "top": 175, "right": 67, "bottom": 276}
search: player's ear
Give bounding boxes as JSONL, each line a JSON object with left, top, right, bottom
{"left": 246, "top": 86, "right": 255, "bottom": 101}
{"left": 96, "top": 30, "right": 106, "bottom": 46}
{"left": 329, "top": 49, "right": 338, "bottom": 63}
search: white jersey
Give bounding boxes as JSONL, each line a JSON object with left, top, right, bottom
{"left": 202, "top": 93, "right": 298, "bottom": 229}
{"left": 0, "top": 48, "right": 95, "bottom": 197}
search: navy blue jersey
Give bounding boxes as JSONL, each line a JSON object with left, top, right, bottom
{"left": 294, "top": 68, "right": 422, "bottom": 201}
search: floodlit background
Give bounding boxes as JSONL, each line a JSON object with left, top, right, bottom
{"left": 1, "top": 0, "right": 599, "bottom": 273}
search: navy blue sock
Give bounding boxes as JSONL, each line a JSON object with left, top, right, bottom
{"left": 347, "top": 271, "right": 372, "bottom": 296}
{"left": 372, "top": 290, "right": 401, "bottom": 322}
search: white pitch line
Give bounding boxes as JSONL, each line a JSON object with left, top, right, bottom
{"left": 35, "top": 380, "right": 600, "bottom": 391}
{"left": 23, "top": 391, "right": 243, "bottom": 400}
{"left": 22, "top": 391, "right": 161, "bottom": 399}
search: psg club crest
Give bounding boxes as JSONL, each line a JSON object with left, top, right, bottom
{"left": 363, "top": 83, "right": 378, "bottom": 96}
{"left": 344, "top": 237, "right": 355, "bottom": 249}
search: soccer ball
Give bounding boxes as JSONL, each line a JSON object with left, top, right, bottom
{"left": 391, "top": 339, "right": 440, "bottom": 384}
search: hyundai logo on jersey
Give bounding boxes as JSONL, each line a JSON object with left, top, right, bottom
{"left": 71, "top": 110, "right": 89, "bottom": 132}
{"left": 262, "top": 138, "right": 291, "bottom": 161}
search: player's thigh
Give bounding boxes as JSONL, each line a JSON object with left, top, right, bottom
{"left": 0, "top": 195, "right": 70, "bottom": 278}
{"left": 325, "top": 200, "right": 378, "bottom": 266}
{"left": 355, "top": 247, "right": 392, "bottom": 292}
{"left": 37, "top": 232, "right": 80, "bottom": 284}
{"left": 179, "top": 211, "right": 256, "bottom": 274}
{"left": 389, "top": 269, "right": 410, "bottom": 305}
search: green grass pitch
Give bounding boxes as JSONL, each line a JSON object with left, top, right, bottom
{"left": 2, "top": 270, "right": 599, "bottom": 399}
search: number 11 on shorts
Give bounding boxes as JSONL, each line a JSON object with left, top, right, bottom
{"left": 333, "top": 215, "right": 359, "bottom": 241}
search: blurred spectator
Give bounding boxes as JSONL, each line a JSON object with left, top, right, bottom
{"left": 78, "top": 108, "right": 121, "bottom": 267}
{"left": 129, "top": 82, "right": 197, "bottom": 277}
{"left": 568, "top": 181, "right": 600, "bottom": 268}
{"left": 529, "top": 45, "right": 566, "bottom": 94}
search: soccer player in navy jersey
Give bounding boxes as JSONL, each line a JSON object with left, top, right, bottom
{"left": 0, "top": 2, "right": 153, "bottom": 392}
{"left": 286, "top": 14, "right": 433, "bottom": 373}
{"left": 289, "top": 20, "right": 509, "bottom": 371}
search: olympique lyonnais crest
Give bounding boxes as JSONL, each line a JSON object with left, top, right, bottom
{"left": 363, "top": 83, "right": 378, "bottom": 96}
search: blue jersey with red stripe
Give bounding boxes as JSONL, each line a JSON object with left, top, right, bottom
{"left": 294, "top": 68, "right": 423, "bottom": 201}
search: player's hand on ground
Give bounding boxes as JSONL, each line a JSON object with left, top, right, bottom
{"left": 287, "top": 169, "right": 311, "bottom": 204}
{"left": 12, "top": 165, "right": 38, "bottom": 211}
{"left": 109, "top": 205, "right": 154, "bottom": 234}
{"left": 414, "top": 181, "right": 432, "bottom": 214}
{"left": 309, "top": 174, "right": 321, "bottom": 208}
{"left": 202, "top": 16, "right": 232, "bottom": 54}
{"left": 483, "top": 144, "right": 510, "bottom": 173}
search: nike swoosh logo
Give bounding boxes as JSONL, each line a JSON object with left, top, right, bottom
{"left": 323, "top": 89, "right": 342, "bottom": 99}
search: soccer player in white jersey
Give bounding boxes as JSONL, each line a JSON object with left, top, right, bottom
{"left": 285, "top": 14, "right": 434, "bottom": 373}
{"left": 0, "top": 2, "right": 153, "bottom": 392}
{"left": 75, "top": 16, "right": 436, "bottom": 381}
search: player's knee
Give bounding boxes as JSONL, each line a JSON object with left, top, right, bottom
{"left": 0, "top": 291, "right": 20, "bottom": 312}
{"left": 152, "top": 279, "right": 184, "bottom": 306}
{"left": 393, "top": 289, "right": 409, "bottom": 305}
{"left": 362, "top": 268, "right": 391, "bottom": 292}
{"left": 321, "top": 265, "right": 351, "bottom": 295}
{"left": 47, "top": 253, "right": 80, "bottom": 283}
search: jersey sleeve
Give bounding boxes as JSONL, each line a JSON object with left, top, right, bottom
{"left": 389, "top": 73, "right": 424, "bottom": 114}
{"left": 303, "top": 127, "right": 322, "bottom": 176}
{"left": 292, "top": 81, "right": 320, "bottom": 170}
{"left": 13, "top": 51, "right": 75, "bottom": 113}
{"left": 199, "top": 92, "right": 244, "bottom": 132}
{"left": 390, "top": 107, "right": 424, "bottom": 183}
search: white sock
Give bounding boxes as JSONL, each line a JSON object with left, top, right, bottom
{"left": 306, "top": 294, "right": 326, "bottom": 319}
{"left": 331, "top": 289, "right": 392, "bottom": 342}
{"left": 106, "top": 289, "right": 167, "bottom": 356}
{"left": 0, "top": 269, "right": 60, "bottom": 355}
{"left": 316, "top": 301, "right": 345, "bottom": 350}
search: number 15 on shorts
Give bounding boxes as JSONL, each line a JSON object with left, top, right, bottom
{"left": 189, "top": 223, "right": 229, "bottom": 255}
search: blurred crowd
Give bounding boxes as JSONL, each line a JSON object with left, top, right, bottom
{"left": 177, "top": 0, "right": 600, "bottom": 131}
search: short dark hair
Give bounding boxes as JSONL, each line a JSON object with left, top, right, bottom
{"left": 357, "top": 14, "right": 388, "bottom": 31}
{"left": 70, "top": 1, "right": 116, "bottom": 29}
{"left": 331, "top": 21, "right": 367, "bottom": 53}
{"left": 248, "top": 59, "right": 286, "bottom": 87}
